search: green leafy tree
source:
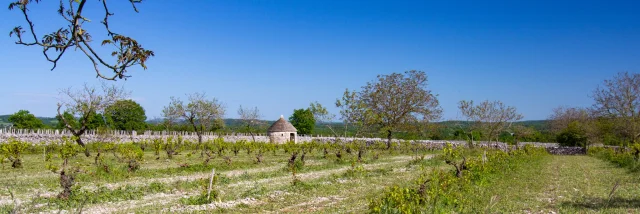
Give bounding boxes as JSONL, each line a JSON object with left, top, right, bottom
{"left": 105, "top": 99, "right": 147, "bottom": 132}
{"left": 87, "top": 113, "right": 112, "bottom": 130}
{"left": 55, "top": 112, "right": 77, "bottom": 130}
{"left": 8, "top": 110, "right": 45, "bottom": 129}
{"left": 56, "top": 111, "right": 111, "bottom": 130}
{"left": 336, "top": 70, "right": 442, "bottom": 148}
{"left": 556, "top": 121, "right": 588, "bottom": 147}
{"left": 289, "top": 109, "right": 315, "bottom": 135}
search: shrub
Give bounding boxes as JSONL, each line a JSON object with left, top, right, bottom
{"left": 152, "top": 138, "right": 163, "bottom": 157}
{"left": 164, "top": 136, "right": 182, "bottom": 159}
{"left": 0, "top": 138, "right": 29, "bottom": 168}
{"left": 588, "top": 145, "right": 640, "bottom": 172}
{"left": 50, "top": 137, "right": 85, "bottom": 199}
{"left": 117, "top": 143, "right": 144, "bottom": 172}
{"left": 556, "top": 121, "right": 587, "bottom": 147}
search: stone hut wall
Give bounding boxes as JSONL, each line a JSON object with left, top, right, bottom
{"left": 268, "top": 131, "right": 297, "bottom": 144}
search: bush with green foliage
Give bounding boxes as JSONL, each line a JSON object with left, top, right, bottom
{"left": 164, "top": 136, "right": 183, "bottom": 159}
{"left": 556, "top": 121, "right": 587, "bottom": 147}
{"left": 47, "top": 137, "right": 85, "bottom": 199}
{"left": 116, "top": 143, "right": 144, "bottom": 172}
{"left": 588, "top": 144, "right": 640, "bottom": 172}
{"left": 0, "top": 138, "right": 29, "bottom": 168}
{"left": 91, "top": 141, "right": 115, "bottom": 173}
{"left": 152, "top": 138, "right": 163, "bottom": 158}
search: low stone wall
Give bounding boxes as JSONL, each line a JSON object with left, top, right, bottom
{"left": 0, "top": 128, "right": 512, "bottom": 149}
{"left": 4, "top": 130, "right": 594, "bottom": 156}
{"left": 0, "top": 128, "right": 564, "bottom": 152}
{"left": 546, "top": 147, "right": 586, "bottom": 155}
{"left": 517, "top": 142, "right": 560, "bottom": 148}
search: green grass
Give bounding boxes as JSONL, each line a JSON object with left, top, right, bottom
{"left": 467, "top": 155, "right": 640, "bottom": 213}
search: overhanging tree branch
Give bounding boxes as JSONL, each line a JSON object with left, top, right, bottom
{"left": 8, "top": 0, "right": 154, "bottom": 80}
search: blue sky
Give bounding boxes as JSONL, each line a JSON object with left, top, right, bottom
{"left": 1, "top": 0, "right": 639, "bottom": 121}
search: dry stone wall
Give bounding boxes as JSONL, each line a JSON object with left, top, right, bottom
{"left": 545, "top": 147, "right": 586, "bottom": 155}
{"left": 0, "top": 128, "right": 560, "bottom": 151}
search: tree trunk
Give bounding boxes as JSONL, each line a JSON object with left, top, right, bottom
{"left": 386, "top": 130, "right": 393, "bottom": 150}
{"left": 94, "top": 152, "right": 100, "bottom": 165}
{"left": 58, "top": 170, "right": 75, "bottom": 199}
{"left": 288, "top": 152, "right": 298, "bottom": 167}
{"left": 250, "top": 131, "right": 256, "bottom": 143}
{"left": 75, "top": 135, "right": 91, "bottom": 157}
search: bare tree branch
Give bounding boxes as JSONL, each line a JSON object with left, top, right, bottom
{"left": 458, "top": 100, "right": 524, "bottom": 143}
{"left": 592, "top": 72, "right": 640, "bottom": 144}
{"left": 56, "top": 83, "right": 129, "bottom": 156}
{"left": 8, "top": 0, "right": 154, "bottom": 80}
{"left": 238, "top": 105, "right": 264, "bottom": 142}
{"left": 163, "top": 93, "right": 226, "bottom": 143}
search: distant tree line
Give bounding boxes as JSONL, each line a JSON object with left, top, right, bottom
{"left": 12, "top": 70, "right": 640, "bottom": 155}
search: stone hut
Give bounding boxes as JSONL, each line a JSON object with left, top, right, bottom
{"left": 267, "top": 115, "right": 297, "bottom": 144}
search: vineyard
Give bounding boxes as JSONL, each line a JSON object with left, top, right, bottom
{"left": 0, "top": 136, "right": 638, "bottom": 213}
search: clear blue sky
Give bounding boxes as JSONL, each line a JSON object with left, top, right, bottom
{"left": 2, "top": 0, "right": 639, "bottom": 121}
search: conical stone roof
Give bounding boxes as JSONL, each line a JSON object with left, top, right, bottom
{"left": 267, "top": 115, "right": 297, "bottom": 132}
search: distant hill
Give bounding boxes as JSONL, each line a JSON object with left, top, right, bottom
{"left": 146, "top": 118, "right": 278, "bottom": 126}
{"left": 1, "top": 114, "right": 551, "bottom": 134}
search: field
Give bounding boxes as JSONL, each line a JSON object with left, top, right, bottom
{"left": 0, "top": 140, "right": 639, "bottom": 213}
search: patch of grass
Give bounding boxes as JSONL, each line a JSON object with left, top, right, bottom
{"left": 241, "top": 184, "right": 268, "bottom": 198}
{"left": 32, "top": 182, "right": 171, "bottom": 209}
{"left": 369, "top": 145, "right": 550, "bottom": 213}
{"left": 180, "top": 192, "right": 218, "bottom": 205}
{"left": 465, "top": 155, "right": 640, "bottom": 213}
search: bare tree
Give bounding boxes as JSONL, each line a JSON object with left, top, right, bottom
{"left": 57, "top": 83, "right": 128, "bottom": 156}
{"left": 335, "top": 89, "right": 369, "bottom": 138}
{"left": 162, "top": 93, "right": 226, "bottom": 143}
{"left": 547, "top": 106, "right": 601, "bottom": 147}
{"left": 309, "top": 101, "right": 338, "bottom": 137}
{"left": 337, "top": 70, "right": 443, "bottom": 148}
{"left": 237, "top": 105, "right": 263, "bottom": 142}
{"left": 592, "top": 72, "right": 640, "bottom": 144}
{"left": 8, "top": 0, "right": 154, "bottom": 80}
{"left": 548, "top": 106, "right": 591, "bottom": 134}
{"left": 458, "top": 100, "right": 524, "bottom": 143}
